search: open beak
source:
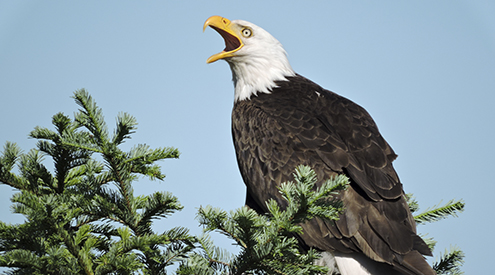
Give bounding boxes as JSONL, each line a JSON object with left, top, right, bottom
{"left": 203, "top": 16, "right": 243, "bottom": 63}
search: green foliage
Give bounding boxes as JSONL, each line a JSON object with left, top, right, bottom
{"left": 0, "top": 89, "right": 194, "bottom": 275}
{"left": 413, "top": 199, "right": 465, "bottom": 226}
{"left": 407, "top": 195, "right": 466, "bottom": 274}
{"left": 178, "top": 166, "right": 348, "bottom": 275}
{"left": 433, "top": 246, "right": 465, "bottom": 275}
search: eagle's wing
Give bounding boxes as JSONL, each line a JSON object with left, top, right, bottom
{"left": 232, "top": 75, "right": 434, "bottom": 275}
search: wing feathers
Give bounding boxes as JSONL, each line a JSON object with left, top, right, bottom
{"left": 367, "top": 205, "right": 413, "bottom": 255}
{"left": 232, "top": 75, "right": 434, "bottom": 274}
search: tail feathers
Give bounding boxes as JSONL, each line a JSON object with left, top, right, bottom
{"left": 394, "top": 250, "right": 436, "bottom": 275}
{"left": 333, "top": 252, "right": 402, "bottom": 275}
{"left": 315, "top": 252, "right": 402, "bottom": 275}
{"left": 317, "top": 251, "right": 435, "bottom": 275}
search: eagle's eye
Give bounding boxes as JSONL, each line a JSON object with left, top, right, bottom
{"left": 241, "top": 27, "right": 252, "bottom": 38}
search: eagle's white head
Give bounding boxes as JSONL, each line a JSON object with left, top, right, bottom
{"left": 204, "top": 16, "right": 295, "bottom": 102}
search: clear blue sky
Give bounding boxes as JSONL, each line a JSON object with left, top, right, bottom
{"left": 1, "top": 1, "right": 493, "bottom": 274}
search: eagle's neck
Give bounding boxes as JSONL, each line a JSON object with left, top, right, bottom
{"left": 227, "top": 50, "right": 295, "bottom": 102}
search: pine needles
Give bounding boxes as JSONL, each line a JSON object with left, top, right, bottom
{"left": 178, "top": 166, "right": 348, "bottom": 275}
{"left": 407, "top": 195, "right": 466, "bottom": 274}
{"left": 433, "top": 247, "right": 465, "bottom": 275}
{"left": 0, "top": 89, "right": 194, "bottom": 275}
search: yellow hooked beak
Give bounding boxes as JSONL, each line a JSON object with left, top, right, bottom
{"left": 203, "top": 16, "right": 244, "bottom": 63}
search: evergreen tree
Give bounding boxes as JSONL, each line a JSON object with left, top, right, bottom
{"left": 0, "top": 89, "right": 194, "bottom": 274}
{"left": 177, "top": 166, "right": 348, "bottom": 275}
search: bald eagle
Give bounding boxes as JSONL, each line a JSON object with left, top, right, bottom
{"left": 204, "top": 15, "right": 435, "bottom": 275}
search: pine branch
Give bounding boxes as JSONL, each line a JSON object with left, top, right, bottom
{"left": 278, "top": 167, "right": 347, "bottom": 224}
{"left": 198, "top": 234, "right": 233, "bottom": 271}
{"left": 408, "top": 195, "right": 466, "bottom": 274}
{"left": 0, "top": 249, "right": 43, "bottom": 270}
{"left": 414, "top": 199, "right": 465, "bottom": 225}
{"left": 197, "top": 206, "right": 247, "bottom": 249}
{"left": 72, "top": 89, "right": 109, "bottom": 146}
{"left": 0, "top": 142, "right": 22, "bottom": 170}
{"left": 57, "top": 223, "right": 95, "bottom": 275}
{"left": 17, "top": 149, "right": 55, "bottom": 194}
{"left": 126, "top": 144, "right": 180, "bottom": 180}
{"left": 0, "top": 142, "right": 26, "bottom": 190}
{"left": 112, "top": 112, "right": 138, "bottom": 145}
{"left": 176, "top": 234, "right": 232, "bottom": 275}
{"left": 188, "top": 166, "right": 344, "bottom": 275}
{"left": 136, "top": 191, "right": 183, "bottom": 235}
{"left": 433, "top": 246, "right": 465, "bottom": 275}
{"left": 160, "top": 235, "right": 197, "bottom": 269}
